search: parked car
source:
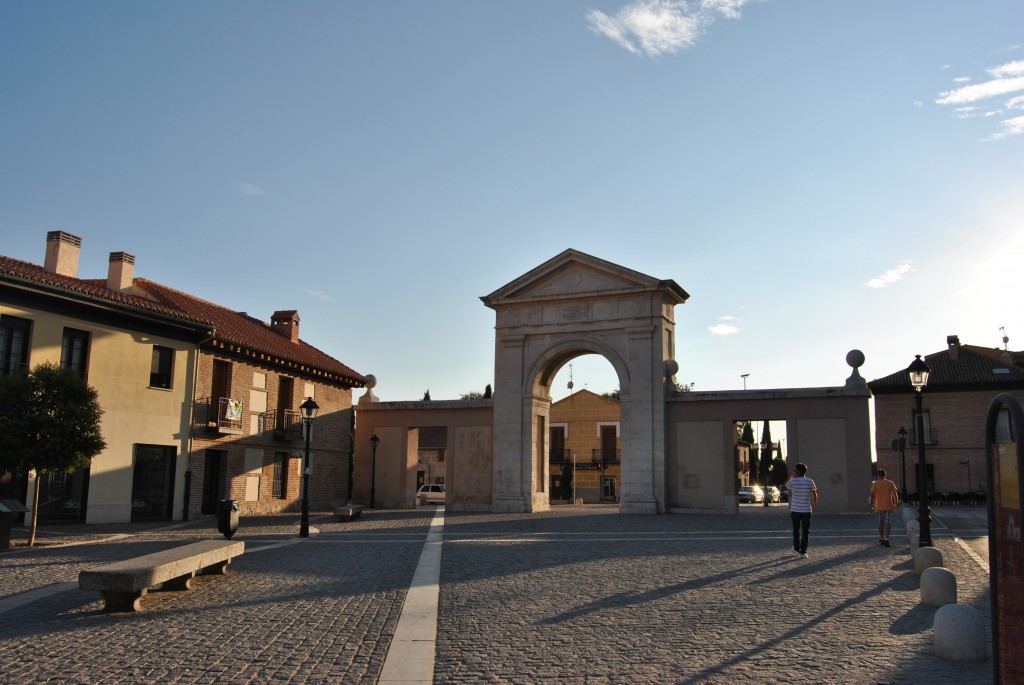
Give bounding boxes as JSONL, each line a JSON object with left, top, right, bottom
{"left": 762, "top": 485, "right": 782, "bottom": 503}
{"left": 738, "top": 486, "right": 764, "bottom": 503}
{"left": 417, "top": 484, "right": 446, "bottom": 505}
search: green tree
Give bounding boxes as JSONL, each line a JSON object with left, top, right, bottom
{"left": 422, "top": 389, "right": 431, "bottom": 401}
{"left": 760, "top": 421, "right": 773, "bottom": 485}
{"left": 0, "top": 363, "right": 105, "bottom": 546}
{"left": 483, "top": 384, "right": 492, "bottom": 399}
{"left": 460, "top": 391, "right": 484, "bottom": 399}
{"left": 601, "top": 388, "right": 621, "bottom": 400}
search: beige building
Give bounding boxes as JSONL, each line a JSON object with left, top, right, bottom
{"left": 1, "top": 232, "right": 213, "bottom": 523}
{"left": 549, "top": 389, "right": 621, "bottom": 503}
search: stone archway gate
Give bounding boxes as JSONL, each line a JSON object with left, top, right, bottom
{"left": 481, "top": 249, "right": 688, "bottom": 514}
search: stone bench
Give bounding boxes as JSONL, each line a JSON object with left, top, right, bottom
{"left": 334, "top": 504, "right": 365, "bottom": 522}
{"left": 79, "top": 539, "right": 245, "bottom": 612}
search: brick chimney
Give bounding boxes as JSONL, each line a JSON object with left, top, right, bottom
{"left": 947, "top": 334, "right": 960, "bottom": 361}
{"left": 107, "top": 252, "right": 135, "bottom": 292}
{"left": 43, "top": 231, "right": 82, "bottom": 277}
{"left": 271, "top": 310, "right": 300, "bottom": 343}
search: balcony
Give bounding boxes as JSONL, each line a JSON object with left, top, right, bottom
{"left": 591, "top": 449, "right": 621, "bottom": 465}
{"left": 265, "top": 408, "right": 303, "bottom": 441}
{"left": 192, "top": 397, "right": 244, "bottom": 436}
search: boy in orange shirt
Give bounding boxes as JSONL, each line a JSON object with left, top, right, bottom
{"left": 869, "top": 469, "right": 900, "bottom": 547}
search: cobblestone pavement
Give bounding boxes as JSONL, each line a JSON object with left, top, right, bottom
{"left": 0, "top": 506, "right": 992, "bottom": 684}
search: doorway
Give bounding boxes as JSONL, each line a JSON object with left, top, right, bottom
{"left": 202, "top": 449, "right": 226, "bottom": 515}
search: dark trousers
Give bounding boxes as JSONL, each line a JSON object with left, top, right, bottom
{"left": 791, "top": 511, "right": 811, "bottom": 553}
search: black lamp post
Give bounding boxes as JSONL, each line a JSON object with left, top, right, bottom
{"left": 369, "top": 434, "right": 380, "bottom": 508}
{"left": 908, "top": 355, "right": 932, "bottom": 546}
{"left": 299, "top": 397, "right": 319, "bottom": 538}
{"left": 896, "top": 426, "right": 908, "bottom": 502}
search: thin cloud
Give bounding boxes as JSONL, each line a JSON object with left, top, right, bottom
{"left": 865, "top": 261, "right": 913, "bottom": 289}
{"left": 586, "top": 0, "right": 752, "bottom": 58}
{"left": 304, "top": 289, "right": 331, "bottom": 301}
{"left": 230, "top": 180, "right": 266, "bottom": 196}
{"left": 936, "top": 57, "right": 1024, "bottom": 138}
{"left": 709, "top": 316, "right": 741, "bottom": 336}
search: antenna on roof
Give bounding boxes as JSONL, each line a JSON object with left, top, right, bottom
{"left": 1001, "top": 326, "right": 1009, "bottom": 351}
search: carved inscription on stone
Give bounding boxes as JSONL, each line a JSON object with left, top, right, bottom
{"left": 560, "top": 304, "right": 589, "bottom": 322}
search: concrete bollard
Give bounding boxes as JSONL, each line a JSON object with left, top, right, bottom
{"left": 920, "top": 566, "right": 957, "bottom": 606}
{"left": 934, "top": 605, "right": 987, "bottom": 662}
{"left": 910, "top": 531, "right": 920, "bottom": 554}
{"left": 574, "top": 498, "right": 583, "bottom": 507}
{"left": 914, "top": 546, "right": 943, "bottom": 575}
{"left": 905, "top": 519, "right": 920, "bottom": 538}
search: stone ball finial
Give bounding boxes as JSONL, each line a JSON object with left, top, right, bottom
{"left": 846, "top": 350, "right": 865, "bottom": 369}
{"left": 364, "top": 374, "right": 377, "bottom": 389}
{"left": 665, "top": 359, "right": 679, "bottom": 377}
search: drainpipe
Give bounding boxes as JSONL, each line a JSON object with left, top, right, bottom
{"left": 184, "top": 329, "right": 216, "bottom": 520}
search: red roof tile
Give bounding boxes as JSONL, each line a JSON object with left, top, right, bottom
{"left": 133, "top": 279, "right": 366, "bottom": 387}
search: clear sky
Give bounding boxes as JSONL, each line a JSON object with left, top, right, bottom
{"left": 3, "top": 1, "right": 1022, "bottom": 404}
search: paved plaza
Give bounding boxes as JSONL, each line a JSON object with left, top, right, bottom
{"left": 0, "top": 505, "right": 992, "bottom": 684}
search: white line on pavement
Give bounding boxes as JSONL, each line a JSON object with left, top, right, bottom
{"left": 378, "top": 506, "right": 444, "bottom": 685}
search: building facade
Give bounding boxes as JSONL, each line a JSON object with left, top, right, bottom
{"left": 1, "top": 232, "right": 213, "bottom": 523}
{"left": 1, "top": 231, "right": 366, "bottom": 522}
{"left": 869, "top": 335, "right": 1024, "bottom": 499}
{"left": 549, "top": 389, "right": 621, "bottom": 503}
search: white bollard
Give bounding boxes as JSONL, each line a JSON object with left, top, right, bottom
{"left": 906, "top": 519, "right": 920, "bottom": 538}
{"left": 914, "top": 546, "right": 943, "bottom": 575}
{"left": 934, "top": 605, "right": 987, "bottom": 662}
{"left": 920, "top": 566, "right": 957, "bottom": 606}
{"left": 910, "top": 531, "right": 920, "bottom": 554}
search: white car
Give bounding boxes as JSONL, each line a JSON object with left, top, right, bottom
{"left": 417, "top": 484, "right": 446, "bottom": 505}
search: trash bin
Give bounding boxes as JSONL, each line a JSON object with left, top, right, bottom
{"left": 217, "top": 499, "right": 239, "bottom": 539}
{"left": 0, "top": 499, "right": 31, "bottom": 550}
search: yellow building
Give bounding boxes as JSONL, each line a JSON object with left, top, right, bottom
{"left": 1, "top": 232, "right": 213, "bottom": 523}
{"left": 549, "top": 389, "right": 620, "bottom": 503}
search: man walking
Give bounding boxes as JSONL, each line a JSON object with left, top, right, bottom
{"left": 788, "top": 463, "right": 817, "bottom": 558}
{"left": 870, "top": 469, "right": 900, "bottom": 547}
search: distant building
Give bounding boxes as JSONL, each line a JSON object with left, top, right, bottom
{"left": 549, "top": 389, "right": 621, "bottom": 503}
{"left": 869, "top": 334, "right": 1024, "bottom": 498}
{"left": 0, "top": 231, "right": 366, "bottom": 522}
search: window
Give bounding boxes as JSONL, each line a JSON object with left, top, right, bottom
{"left": 273, "top": 452, "right": 289, "bottom": 499}
{"left": 0, "top": 315, "right": 32, "bottom": 376}
{"left": 60, "top": 328, "right": 89, "bottom": 378}
{"left": 150, "top": 346, "right": 173, "bottom": 389}
{"left": 912, "top": 410, "right": 935, "bottom": 446}
{"left": 995, "top": 408, "right": 1014, "bottom": 443}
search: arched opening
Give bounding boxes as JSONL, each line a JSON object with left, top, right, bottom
{"left": 546, "top": 354, "right": 622, "bottom": 505}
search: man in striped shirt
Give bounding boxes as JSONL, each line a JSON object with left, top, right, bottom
{"left": 788, "top": 463, "right": 818, "bottom": 558}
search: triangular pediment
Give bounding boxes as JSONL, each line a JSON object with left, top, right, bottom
{"left": 482, "top": 249, "right": 688, "bottom": 306}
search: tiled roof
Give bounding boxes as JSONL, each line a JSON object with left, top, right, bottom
{"left": 133, "top": 279, "right": 366, "bottom": 388}
{"left": 0, "top": 254, "right": 213, "bottom": 329}
{"left": 869, "top": 345, "right": 1024, "bottom": 393}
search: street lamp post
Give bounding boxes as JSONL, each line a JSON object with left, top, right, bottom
{"left": 741, "top": 373, "right": 749, "bottom": 391}
{"left": 369, "top": 433, "right": 380, "bottom": 508}
{"left": 897, "top": 426, "right": 908, "bottom": 502}
{"left": 299, "top": 397, "right": 319, "bottom": 538}
{"left": 908, "top": 355, "right": 932, "bottom": 546}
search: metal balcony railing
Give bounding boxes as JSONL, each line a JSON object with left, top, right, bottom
{"left": 591, "top": 449, "right": 621, "bottom": 464}
{"left": 192, "top": 397, "right": 244, "bottom": 435}
{"left": 265, "top": 408, "right": 303, "bottom": 441}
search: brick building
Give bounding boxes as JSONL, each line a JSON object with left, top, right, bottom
{"left": 549, "top": 389, "right": 621, "bottom": 503}
{"left": 134, "top": 281, "right": 367, "bottom": 517}
{"left": 869, "top": 335, "right": 1024, "bottom": 498}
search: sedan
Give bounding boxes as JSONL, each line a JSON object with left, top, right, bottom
{"left": 738, "top": 486, "right": 764, "bottom": 503}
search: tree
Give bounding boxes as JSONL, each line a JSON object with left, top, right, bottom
{"left": 422, "top": 389, "right": 431, "bottom": 401}
{"left": 483, "top": 384, "right": 492, "bottom": 399}
{"left": 601, "top": 388, "right": 621, "bottom": 400}
{"left": 0, "top": 363, "right": 105, "bottom": 546}
{"left": 460, "top": 391, "right": 484, "bottom": 399}
{"left": 760, "top": 421, "right": 773, "bottom": 485}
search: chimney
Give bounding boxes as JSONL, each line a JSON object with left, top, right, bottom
{"left": 107, "top": 252, "right": 135, "bottom": 292}
{"left": 947, "top": 335, "right": 960, "bottom": 361}
{"left": 43, "top": 231, "right": 82, "bottom": 277}
{"left": 271, "top": 310, "right": 300, "bottom": 343}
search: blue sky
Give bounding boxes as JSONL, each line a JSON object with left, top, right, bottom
{"left": 2, "top": 1, "right": 1022, "bottom": 404}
